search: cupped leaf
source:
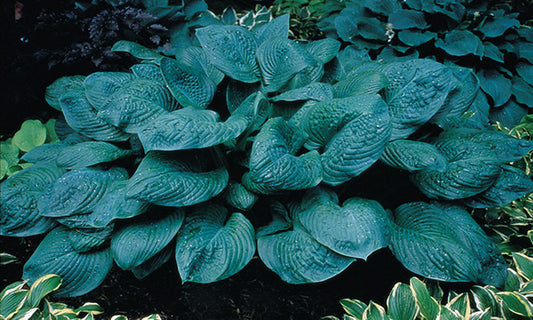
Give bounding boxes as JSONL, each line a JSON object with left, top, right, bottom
{"left": 111, "top": 40, "right": 162, "bottom": 60}
{"left": 382, "top": 59, "right": 455, "bottom": 139}
{"left": 112, "top": 208, "right": 184, "bottom": 270}
{"left": 271, "top": 82, "right": 333, "bottom": 102}
{"left": 256, "top": 38, "right": 310, "bottom": 92}
{"left": 224, "top": 182, "right": 258, "bottom": 211}
{"left": 516, "top": 62, "right": 533, "bottom": 87}
{"left": 478, "top": 15, "right": 520, "bottom": 38}
{"left": 26, "top": 274, "right": 62, "bottom": 308}
{"left": 23, "top": 227, "right": 113, "bottom": 297}
{"left": 176, "top": 46, "right": 225, "bottom": 86}
{"left": 160, "top": 57, "right": 215, "bottom": 109}
{"left": 257, "top": 224, "right": 354, "bottom": 284}
{"left": 196, "top": 25, "right": 260, "bottom": 83}
{"left": 332, "top": 67, "right": 388, "bottom": 98}
{"left": 296, "top": 187, "right": 392, "bottom": 259}
{"left": 67, "top": 226, "right": 113, "bottom": 253}
{"left": 1, "top": 164, "right": 65, "bottom": 236}
{"left": 389, "top": 202, "right": 507, "bottom": 287}
{"left": 398, "top": 30, "right": 436, "bottom": 47}
{"left": 477, "top": 69, "right": 512, "bottom": 107}
{"left": 175, "top": 203, "right": 255, "bottom": 283}
{"left": 243, "top": 118, "right": 321, "bottom": 194}
{"left": 389, "top": 9, "right": 428, "bottom": 29}
{"left": 131, "top": 244, "right": 174, "bottom": 280}
{"left": 56, "top": 141, "right": 130, "bottom": 169}
{"left": 435, "top": 30, "right": 483, "bottom": 57}
{"left": 304, "top": 38, "right": 341, "bottom": 65}
{"left": 38, "top": 167, "right": 128, "bottom": 217}
{"left": 512, "top": 76, "right": 533, "bottom": 108}
{"left": 226, "top": 80, "right": 261, "bottom": 114}
{"left": 59, "top": 88, "right": 130, "bottom": 142}
{"left": 381, "top": 140, "right": 447, "bottom": 172}
{"left": 84, "top": 72, "right": 136, "bottom": 110}
{"left": 126, "top": 151, "right": 228, "bottom": 207}
{"left": 254, "top": 13, "right": 289, "bottom": 44}
{"left": 131, "top": 63, "right": 165, "bottom": 83}
{"left": 45, "top": 75, "right": 86, "bottom": 110}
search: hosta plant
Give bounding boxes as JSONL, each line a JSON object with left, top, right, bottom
{"left": 318, "top": 0, "right": 533, "bottom": 128}
{"left": 2, "top": 10, "right": 533, "bottom": 297}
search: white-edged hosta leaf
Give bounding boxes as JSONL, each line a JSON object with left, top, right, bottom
{"left": 380, "top": 140, "right": 447, "bottom": 172}
{"left": 23, "top": 227, "right": 113, "bottom": 297}
{"left": 382, "top": 59, "right": 455, "bottom": 139}
{"left": 196, "top": 25, "right": 260, "bottom": 83}
{"left": 256, "top": 38, "right": 310, "bottom": 92}
{"left": 59, "top": 88, "right": 130, "bottom": 142}
{"left": 160, "top": 57, "right": 215, "bottom": 109}
{"left": 257, "top": 224, "right": 354, "bottom": 284}
{"left": 1, "top": 164, "right": 65, "bottom": 236}
{"left": 243, "top": 118, "right": 321, "bottom": 194}
{"left": 332, "top": 69, "right": 388, "bottom": 98}
{"left": 131, "top": 244, "right": 173, "bottom": 280}
{"left": 126, "top": 151, "right": 228, "bottom": 207}
{"left": 131, "top": 63, "right": 165, "bottom": 83}
{"left": 137, "top": 108, "right": 248, "bottom": 151}
{"left": 340, "top": 299, "right": 367, "bottom": 318}
{"left": 26, "top": 274, "right": 62, "bottom": 308}
{"left": 224, "top": 181, "right": 258, "bottom": 211}
{"left": 84, "top": 72, "right": 136, "bottom": 110}
{"left": 271, "top": 82, "right": 333, "bottom": 102}
{"left": 296, "top": 187, "right": 391, "bottom": 259}
{"left": 56, "top": 141, "right": 130, "bottom": 169}
{"left": 45, "top": 75, "right": 86, "bottom": 110}
{"left": 175, "top": 203, "right": 255, "bottom": 283}
{"left": 38, "top": 167, "right": 128, "bottom": 217}
{"left": 389, "top": 202, "right": 507, "bottom": 287}
{"left": 254, "top": 14, "right": 289, "bottom": 44}
{"left": 463, "top": 165, "right": 533, "bottom": 208}
{"left": 386, "top": 282, "right": 419, "bottom": 320}
{"left": 477, "top": 69, "right": 512, "bottom": 107}
{"left": 111, "top": 40, "right": 162, "bottom": 60}
{"left": 112, "top": 208, "right": 184, "bottom": 270}
{"left": 409, "top": 277, "right": 440, "bottom": 320}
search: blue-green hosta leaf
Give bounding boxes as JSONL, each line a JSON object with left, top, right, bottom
{"left": 287, "top": 61, "right": 324, "bottom": 90}
{"left": 335, "top": 10, "right": 388, "bottom": 43}
{"left": 230, "top": 91, "right": 269, "bottom": 133}
{"left": 131, "top": 63, "right": 165, "bottom": 83}
{"left": 271, "top": 83, "right": 333, "bottom": 102}
{"left": 176, "top": 46, "right": 225, "bottom": 85}
{"left": 67, "top": 226, "right": 113, "bottom": 253}
{"left": 224, "top": 182, "right": 258, "bottom": 211}
{"left": 137, "top": 107, "right": 248, "bottom": 151}
{"left": 56, "top": 141, "right": 130, "bottom": 169}
{"left": 59, "top": 89, "right": 130, "bottom": 142}
{"left": 243, "top": 118, "right": 321, "bottom": 194}
{"left": 517, "top": 42, "right": 533, "bottom": 64}
{"left": 87, "top": 180, "right": 150, "bottom": 228}
{"left": 45, "top": 75, "right": 86, "bottom": 110}
{"left": 382, "top": 59, "right": 456, "bottom": 139}
{"left": 435, "top": 30, "right": 483, "bottom": 57}
{"left": 160, "top": 57, "right": 215, "bottom": 109}
{"left": 389, "top": 202, "right": 506, "bottom": 286}
{"left": 296, "top": 187, "right": 391, "bottom": 259}
{"left": 431, "top": 67, "right": 480, "bottom": 126}
{"left": 196, "top": 25, "right": 260, "bottom": 83}
{"left": 398, "top": 30, "right": 436, "bottom": 47}
{"left": 332, "top": 68, "right": 388, "bottom": 98}
{"left": 0, "top": 164, "right": 65, "bottom": 236}
{"left": 84, "top": 72, "right": 136, "bottom": 110}
{"left": 362, "top": 0, "right": 401, "bottom": 15}
{"left": 126, "top": 151, "right": 228, "bottom": 207}
{"left": 131, "top": 244, "right": 173, "bottom": 280}
{"left": 389, "top": 9, "right": 428, "bottom": 29}
{"left": 516, "top": 62, "right": 533, "bottom": 87}
{"left": 483, "top": 42, "right": 505, "bottom": 63}
{"left": 464, "top": 165, "right": 533, "bottom": 208}
{"left": 512, "top": 76, "right": 533, "bottom": 108}
{"left": 304, "top": 38, "right": 341, "bottom": 65}
{"left": 21, "top": 142, "right": 68, "bottom": 164}
{"left": 112, "top": 208, "right": 184, "bottom": 270}
{"left": 175, "top": 204, "right": 255, "bottom": 283}
{"left": 38, "top": 167, "right": 128, "bottom": 217}
{"left": 221, "top": 7, "right": 237, "bottom": 25}
{"left": 477, "top": 69, "right": 512, "bottom": 107}
{"left": 257, "top": 224, "right": 354, "bottom": 284}
{"left": 489, "top": 99, "right": 528, "bottom": 128}
{"left": 254, "top": 13, "right": 289, "bottom": 44}
{"left": 111, "top": 40, "right": 163, "bottom": 60}
{"left": 256, "top": 38, "right": 310, "bottom": 93}
{"left": 255, "top": 200, "right": 292, "bottom": 238}
{"left": 381, "top": 140, "right": 447, "bottom": 172}
{"left": 477, "top": 15, "right": 520, "bottom": 38}
{"left": 226, "top": 80, "right": 261, "bottom": 114}
{"left": 23, "top": 227, "right": 113, "bottom": 297}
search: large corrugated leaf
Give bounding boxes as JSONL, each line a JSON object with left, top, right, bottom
{"left": 23, "top": 227, "right": 113, "bottom": 297}
{"left": 1, "top": 164, "right": 65, "bottom": 236}
{"left": 224, "top": 182, "right": 258, "bottom": 211}
{"left": 175, "top": 204, "right": 255, "bottom": 283}
{"left": 112, "top": 208, "right": 184, "bottom": 270}
{"left": 296, "top": 187, "right": 391, "bottom": 259}
{"left": 196, "top": 25, "right": 260, "bottom": 83}
{"left": 55, "top": 141, "right": 130, "bottom": 169}
{"left": 38, "top": 167, "right": 128, "bottom": 217}
{"left": 160, "top": 57, "right": 215, "bottom": 109}
{"left": 271, "top": 82, "right": 333, "bottom": 102}
{"left": 126, "top": 151, "right": 228, "bottom": 207}
{"left": 45, "top": 76, "right": 86, "bottom": 111}
{"left": 175, "top": 46, "right": 225, "bottom": 85}
{"left": 111, "top": 40, "right": 163, "bottom": 60}
{"left": 67, "top": 226, "right": 113, "bottom": 253}
{"left": 84, "top": 72, "right": 136, "bottom": 110}
{"left": 254, "top": 14, "right": 289, "bottom": 44}
{"left": 389, "top": 202, "right": 506, "bottom": 287}
{"left": 332, "top": 68, "right": 388, "bottom": 98}
{"left": 383, "top": 59, "right": 455, "bottom": 139}
{"left": 381, "top": 140, "right": 447, "bottom": 172}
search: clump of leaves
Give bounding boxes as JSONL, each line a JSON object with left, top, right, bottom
{"left": 1, "top": 119, "right": 59, "bottom": 180}
{"left": 326, "top": 252, "right": 533, "bottom": 320}
{"left": 1, "top": 8, "right": 533, "bottom": 297}
{"left": 319, "top": 0, "right": 533, "bottom": 128}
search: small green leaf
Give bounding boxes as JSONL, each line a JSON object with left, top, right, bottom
{"left": 410, "top": 277, "right": 440, "bottom": 320}
{"left": 44, "top": 119, "right": 60, "bottom": 143}
{"left": 386, "top": 282, "right": 418, "bottom": 320}
{"left": 340, "top": 299, "right": 367, "bottom": 318}
{"left": 0, "top": 159, "right": 8, "bottom": 180}
{"left": 12, "top": 120, "right": 47, "bottom": 153}
{"left": 1, "top": 141, "right": 20, "bottom": 166}
{"left": 25, "top": 274, "right": 62, "bottom": 308}
{"left": 0, "top": 253, "right": 17, "bottom": 265}
{"left": 362, "top": 301, "right": 387, "bottom": 320}
{"left": 73, "top": 302, "right": 104, "bottom": 315}
{"left": 497, "top": 292, "right": 533, "bottom": 317}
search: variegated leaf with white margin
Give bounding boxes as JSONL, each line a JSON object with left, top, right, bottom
{"left": 112, "top": 208, "right": 185, "bottom": 270}
{"left": 23, "top": 227, "right": 113, "bottom": 297}
{"left": 38, "top": 167, "right": 128, "bottom": 217}
{"left": 175, "top": 203, "right": 255, "bottom": 283}
{"left": 126, "top": 151, "right": 228, "bottom": 207}
{"left": 1, "top": 164, "right": 65, "bottom": 236}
